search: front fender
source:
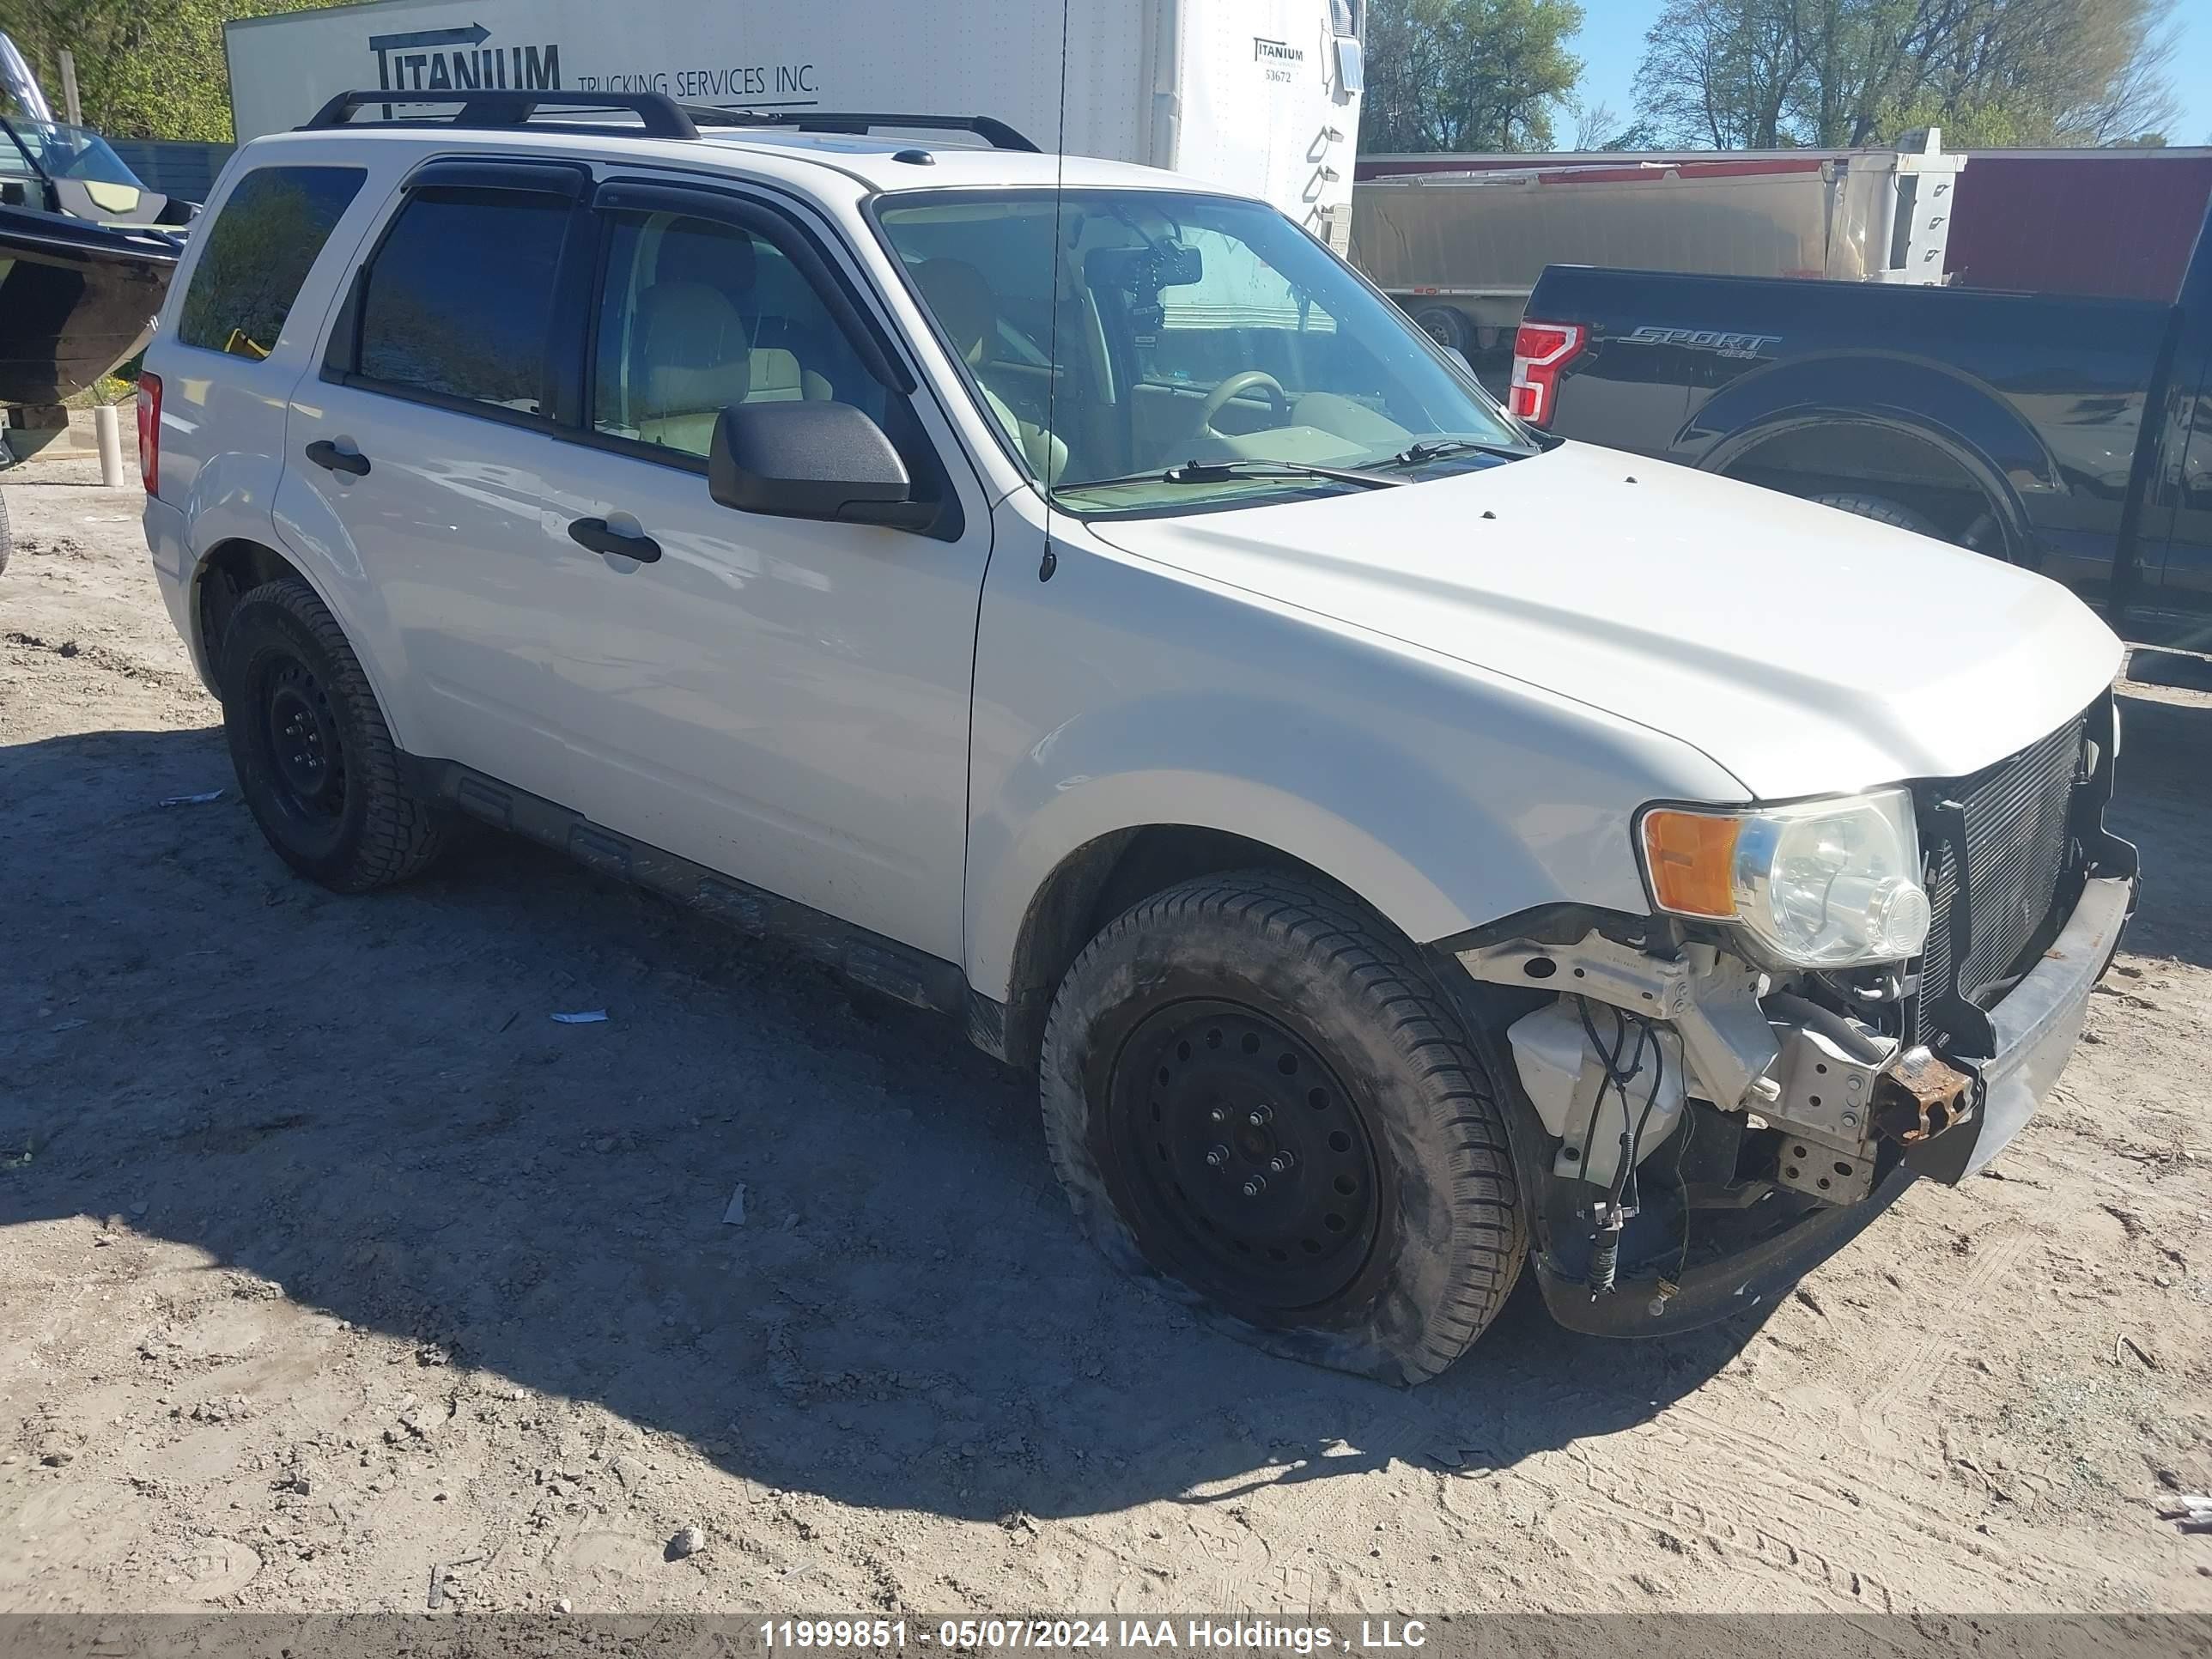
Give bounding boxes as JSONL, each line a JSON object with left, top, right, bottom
{"left": 963, "top": 502, "right": 1753, "bottom": 1004}
{"left": 966, "top": 692, "right": 1538, "bottom": 1000}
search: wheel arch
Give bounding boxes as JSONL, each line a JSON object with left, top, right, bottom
{"left": 994, "top": 823, "right": 1364, "bottom": 1068}
{"left": 187, "top": 536, "right": 311, "bottom": 690}
{"left": 1674, "top": 356, "right": 2058, "bottom": 564}
{"left": 183, "top": 535, "right": 413, "bottom": 750}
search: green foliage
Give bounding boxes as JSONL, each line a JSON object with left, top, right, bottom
{"left": 1631, "top": 0, "right": 2179, "bottom": 149}
{"left": 1364, "top": 0, "right": 1587, "bottom": 152}
{"left": 0, "top": 0, "right": 339, "bottom": 142}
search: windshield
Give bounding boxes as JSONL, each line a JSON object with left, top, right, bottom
{"left": 875, "top": 188, "right": 1531, "bottom": 516}
{"left": 0, "top": 116, "right": 145, "bottom": 189}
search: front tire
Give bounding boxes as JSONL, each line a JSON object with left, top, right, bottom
{"left": 217, "top": 577, "right": 445, "bottom": 893}
{"left": 1040, "top": 872, "right": 1524, "bottom": 1383}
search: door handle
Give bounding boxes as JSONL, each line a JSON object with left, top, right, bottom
{"left": 568, "top": 517, "right": 662, "bottom": 563}
{"left": 304, "top": 439, "right": 370, "bottom": 477}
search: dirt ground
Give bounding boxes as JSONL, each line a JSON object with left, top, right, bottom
{"left": 3, "top": 452, "right": 2209, "bottom": 1618}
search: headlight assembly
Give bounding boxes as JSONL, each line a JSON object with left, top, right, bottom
{"left": 1638, "top": 788, "right": 1930, "bottom": 969}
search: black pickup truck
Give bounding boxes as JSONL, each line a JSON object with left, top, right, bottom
{"left": 1516, "top": 197, "right": 2211, "bottom": 646}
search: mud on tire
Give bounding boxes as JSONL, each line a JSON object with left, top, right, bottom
{"left": 1039, "top": 871, "right": 1525, "bottom": 1383}
{"left": 217, "top": 576, "right": 445, "bottom": 893}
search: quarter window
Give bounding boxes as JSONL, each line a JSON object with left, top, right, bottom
{"left": 176, "top": 166, "right": 364, "bottom": 361}
{"left": 591, "top": 210, "right": 886, "bottom": 460}
{"left": 356, "top": 188, "right": 570, "bottom": 414}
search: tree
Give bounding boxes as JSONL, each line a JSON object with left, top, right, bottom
{"left": 0, "top": 0, "right": 337, "bottom": 142}
{"left": 1631, "top": 0, "right": 1816, "bottom": 148}
{"left": 1570, "top": 98, "right": 1659, "bottom": 149}
{"left": 1629, "top": 0, "right": 2179, "bottom": 149}
{"left": 1364, "top": 0, "right": 1587, "bottom": 152}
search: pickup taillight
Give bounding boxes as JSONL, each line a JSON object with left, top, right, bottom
{"left": 1509, "top": 320, "right": 1586, "bottom": 427}
{"left": 136, "top": 372, "right": 162, "bottom": 497}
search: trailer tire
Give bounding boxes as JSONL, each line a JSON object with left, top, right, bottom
{"left": 0, "top": 485, "right": 10, "bottom": 579}
{"left": 1809, "top": 491, "right": 1942, "bottom": 539}
{"left": 1039, "top": 870, "right": 1525, "bottom": 1384}
{"left": 1411, "top": 303, "right": 1474, "bottom": 362}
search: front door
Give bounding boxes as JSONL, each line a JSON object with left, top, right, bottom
{"left": 534, "top": 188, "right": 994, "bottom": 962}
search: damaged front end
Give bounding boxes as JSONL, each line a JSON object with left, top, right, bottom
{"left": 1443, "top": 696, "right": 2136, "bottom": 1336}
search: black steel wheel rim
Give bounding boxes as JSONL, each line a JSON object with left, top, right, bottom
{"left": 256, "top": 655, "right": 346, "bottom": 827}
{"left": 1106, "top": 999, "right": 1383, "bottom": 1314}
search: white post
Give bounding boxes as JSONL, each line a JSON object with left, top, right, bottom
{"left": 93, "top": 404, "right": 126, "bottom": 489}
{"left": 58, "top": 50, "right": 82, "bottom": 127}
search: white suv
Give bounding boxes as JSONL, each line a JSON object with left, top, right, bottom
{"left": 142, "top": 91, "right": 2136, "bottom": 1383}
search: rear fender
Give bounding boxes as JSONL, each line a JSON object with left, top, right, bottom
{"left": 1675, "top": 356, "right": 2059, "bottom": 556}
{"left": 179, "top": 447, "right": 409, "bottom": 741}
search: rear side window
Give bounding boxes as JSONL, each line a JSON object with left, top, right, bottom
{"left": 354, "top": 189, "right": 569, "bottom": 415}
{"left": 176, "top": 166, "right": 364, "bottom": 361}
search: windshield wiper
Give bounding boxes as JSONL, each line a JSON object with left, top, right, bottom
{"left": 1381, "top": 435, "right": 1536, "bottom": 468}
{"left": 1063, "top": 457, "right": 1405, "bottom": 493}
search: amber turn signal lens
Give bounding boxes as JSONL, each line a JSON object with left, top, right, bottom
{"left": 1641, "top": 810, "right": 1741, "bottom": 918}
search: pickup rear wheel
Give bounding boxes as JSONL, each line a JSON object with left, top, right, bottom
{"left": 1039, "top": 871, "right": 1524, "bottom": 1383}
{"left": 217, "top": 577, "right": 445, "bottom": 893}
{"left": 1808, "top": 491, "right": 1941, "bottom": 538}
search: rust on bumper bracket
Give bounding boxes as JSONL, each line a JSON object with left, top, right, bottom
{"left": 1875, "top": 1045, "right": 1978, "bottom": 1146}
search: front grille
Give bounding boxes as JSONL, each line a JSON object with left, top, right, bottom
{"left": 1921, "top": 716, "right": 2083, "bottom": 1016}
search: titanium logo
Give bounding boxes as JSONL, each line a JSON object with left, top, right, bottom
{"left": 1255, "top": 35, "right": 1305, "bottom": 85}
{"left": 369, "top": 21, "right": 561, "bottom": 96}
{"left": 1626, "top": 324, "right": 1780, "bottom": 358}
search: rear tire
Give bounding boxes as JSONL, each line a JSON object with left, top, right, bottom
{"left": 217, "top": 577, "right": 444, "bottom": 893}
{"left": 1809, "top": 491, "right": 1941, "bottom": 538}
{"left": 0, "top": 485, "right": 11, "bottom": 578}
{"left": 1039, "top": 871, "right": 1524, "bottom": 1384}
{"left": 1411, "top": 303, "right": 1474, "bottom": 362}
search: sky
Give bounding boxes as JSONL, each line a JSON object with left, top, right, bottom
{"left": 1565, "top": 0, "right": 2212, "bottom": 148}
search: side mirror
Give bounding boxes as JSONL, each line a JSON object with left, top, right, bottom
{"left": 708, "top": 402, "right": 934, "bottom": 531}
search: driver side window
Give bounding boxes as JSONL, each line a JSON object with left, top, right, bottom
{"left": 591, "top": 210, "right": 886, "bottom": 461}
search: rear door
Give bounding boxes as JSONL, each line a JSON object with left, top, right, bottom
{"left": 2137, "top": 209, "right": 2212, "bottom": 643}
{"left": 277, "top": 160, "right": 591, "bottom": 804}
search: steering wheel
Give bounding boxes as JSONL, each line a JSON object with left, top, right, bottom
{"left": 1198, "top": 370, "right": 1291, "bottom": 437}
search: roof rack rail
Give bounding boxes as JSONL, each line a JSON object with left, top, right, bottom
{"left": 295, "top": 91, "right": 1040, "bottom": 154}
{"left": 300, "top": 89, "right": 701, "bottom": 140}
{"left": 684, "top": 110, "right": 1040, "bottom": 153}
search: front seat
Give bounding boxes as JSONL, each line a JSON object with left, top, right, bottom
{"left": 632, "top": 228, "right": 831, "bottom": 452}
{"left": 634, "top": 281, "right": 751, "bottom": 453}
{"left": 911, "top": 258, "right": 1066, "bottom": 485}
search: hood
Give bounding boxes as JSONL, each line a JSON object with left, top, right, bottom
{"left": 1087, "top": 441, "right": 2123, "bottom": 801}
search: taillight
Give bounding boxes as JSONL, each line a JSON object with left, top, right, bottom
{"left": 1509, "top": 320, "right": 1586, "bottom": 427}
{"left": 136, "top": 372, "right": 162, "bottom": 497}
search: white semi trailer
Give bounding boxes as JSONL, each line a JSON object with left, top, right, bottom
{"left": 223, "top": 0, "right": 1368, "bottom": 242}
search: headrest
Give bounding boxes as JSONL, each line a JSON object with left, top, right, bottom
{"left": 638, "top": 282, "right": 742, "bottom": 370}
{"left": 656, "top": 220, "right": 757, "bottom": 295}
{"left": 913, "top": 258, "right": 996, "bottom": 362}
